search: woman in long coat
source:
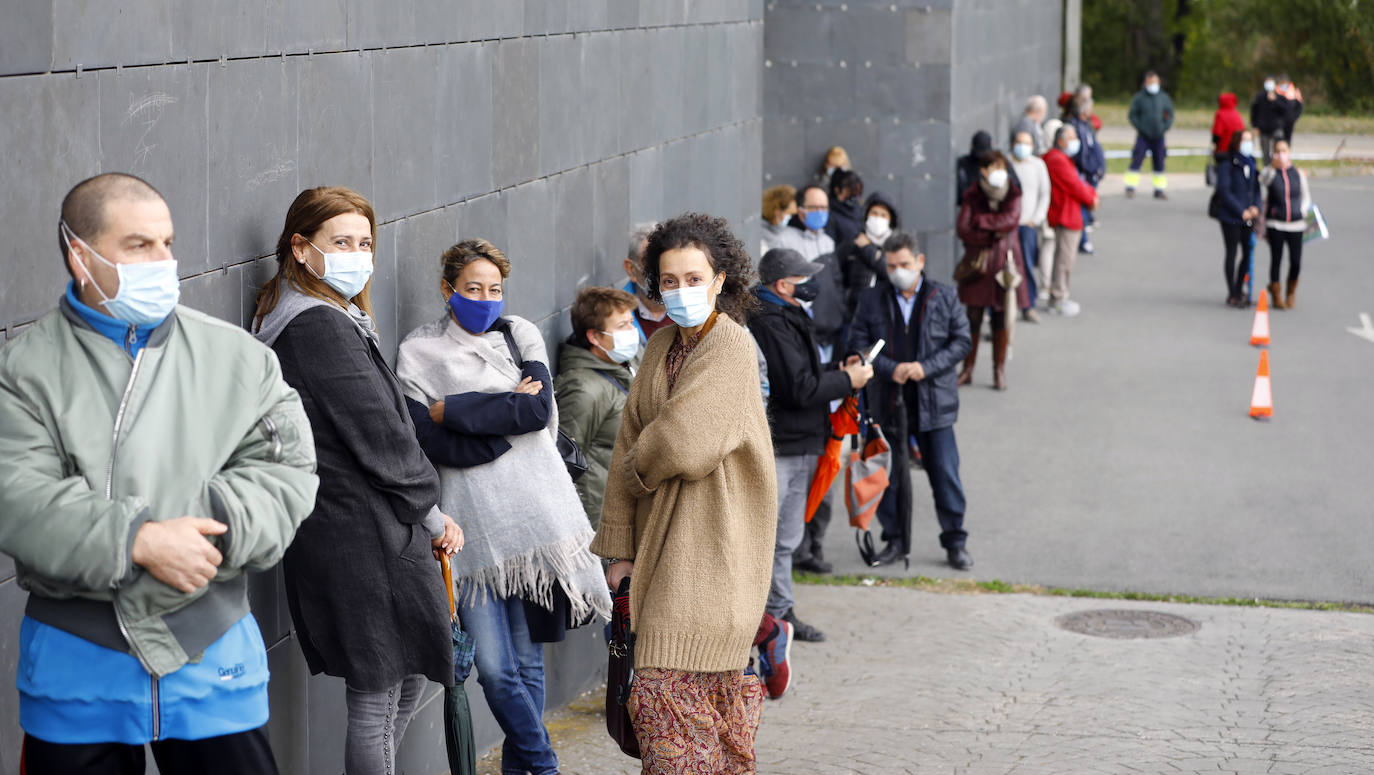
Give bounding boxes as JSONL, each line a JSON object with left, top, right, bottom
{"left": 956, "top": 149, "right": 1029, "bottom": 391}
{"left": 253, "top": 186, "right": 463, "bottom": 775}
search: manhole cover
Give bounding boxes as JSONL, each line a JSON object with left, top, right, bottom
{"left": 1055, "top": 609, "right": 1199, "bottom": 639}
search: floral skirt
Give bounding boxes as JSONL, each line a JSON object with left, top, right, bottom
{"left": 627, "top": 668, "right": 766, "bottom": 775}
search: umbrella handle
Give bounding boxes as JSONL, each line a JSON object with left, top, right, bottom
{"left": 439, "top": 552, "right": 457, "bottom": 622}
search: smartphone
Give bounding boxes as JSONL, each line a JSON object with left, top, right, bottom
{"left": 864, "top": 339, "right": 885, "bottom": 364}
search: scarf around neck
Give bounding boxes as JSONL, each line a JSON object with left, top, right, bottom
{"left": 254, "top": 282, "right": 378, "bottom": 347}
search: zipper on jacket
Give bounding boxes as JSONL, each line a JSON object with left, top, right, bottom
{"left": 151, "top": 674, "right": 161, "bottom": 740}
{"left": 1282, "top": 169, "right": 1292, "bottom": 222}
{"left": 106, "top": 349, "right": 146, "bottom": 499}
{"left": 260, "top": 414, "right": 282, "bottom": 462}
{"left": 124, "top": 324, "right": 136, "bottom": 355}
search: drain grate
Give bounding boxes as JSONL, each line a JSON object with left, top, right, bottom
{"left": 1055, "top": 609, "right": 1199, "bottom": 639}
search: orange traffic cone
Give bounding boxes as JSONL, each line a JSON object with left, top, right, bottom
{"left": 1249, "top": 350, "right": 1273, "bottom": 420}
{"left": 1250, "top": 290, "right": 1271, "bottom": 347}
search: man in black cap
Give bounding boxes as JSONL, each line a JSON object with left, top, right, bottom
{"left": 749, "top": 248, "right": 873, "bottom": 643}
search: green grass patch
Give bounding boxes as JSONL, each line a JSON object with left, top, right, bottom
{"left": 1095, "top": 100, "right": 1374, "bottom": 136}
{"left": 794, "top": 571, "right": 1374, "bottom": 614}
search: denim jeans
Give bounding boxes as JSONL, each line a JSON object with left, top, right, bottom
{"left": 767, "top": 454, "right": 814, "bottom": 617}
{"left": 875, "top": 425, "right": 967, "bottom": 550}
{"left": 1017, "top": 225, "right": 1039, "bottom": 306}
{"left": 459, "top": 593, "right": 558, "bottom": 775}
{"left": 345, "top": 675, "right": 427, "bottom": 775}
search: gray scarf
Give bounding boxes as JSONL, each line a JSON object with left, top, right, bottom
{"left": 253, "top": 283, "right": 377, "bottom": 347}
{"left": 395, "top": 315, "right": 611, "bottom": 623}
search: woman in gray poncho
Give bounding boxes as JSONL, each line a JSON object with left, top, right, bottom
{"left": 396, "top": 238, "right": 610, "bottom": 775}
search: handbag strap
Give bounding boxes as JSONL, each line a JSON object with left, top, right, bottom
{"left": 496, "top": 320, "right": 524, "bottom": 366}
{"left": 596, "top": 370, "right": 630, "bottom": 396}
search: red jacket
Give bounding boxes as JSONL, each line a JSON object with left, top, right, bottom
{"left": 1044, "top": 148, "right": 1096, "bottom": 230}
{"left": 1211, "top": 93, "right": 1245, "bottom": 152}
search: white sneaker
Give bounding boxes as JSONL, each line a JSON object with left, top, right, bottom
{"left": 1051, "top": 299, "right": 1082, "bottom": 317}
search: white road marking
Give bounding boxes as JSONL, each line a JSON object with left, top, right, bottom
{"left": 1347, "top": 312, "right": 1374, "bottom": 344}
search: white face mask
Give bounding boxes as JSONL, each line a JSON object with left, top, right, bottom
{"left": 1264, "top": 80, "right": 1276, "bottom": 92}
{"left": 889, "top": 266, "right": 918, "bottom": 292}
{"left": 63, "top": 221, "right": 180, "bottom": 326}
{"left": 306, "top": 240, "right": 374, "bottom": 299}
{"left": 865, "top": 215, "right": 891, "bottom": 239}
{"left": 597, "top": 328, "right": 641, "bottom": 363}
{"left": 986, "top": 169, "right": 1009, "bottom": 188}
{"left": 661, "top": 278, "right": 718, "bottom": 328}
{"left": 1145, "top": 82, "right": 1160, "bottom": 95}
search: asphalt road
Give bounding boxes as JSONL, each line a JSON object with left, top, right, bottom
{"left": 818, "top": 174, "right": 1374, "bottom": 605}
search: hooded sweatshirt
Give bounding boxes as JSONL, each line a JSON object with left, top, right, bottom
{"left": 1212, "top": 93, "right": 1245, "bottom": 152}
{"left": 956, "top": 131, "right": 994, "bottom": 205}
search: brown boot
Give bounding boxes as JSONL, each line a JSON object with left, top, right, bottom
{"left": 958, "top": 308, "right": 983, "bottom": 386}
{"left": 992, "top": 330, "right": 1009, "bottom": 391}
{"left": 1267, "top": 282, "right": 1285, "bottom": 309}
{"left": 1285, "top": 277, "right": 1298, "bottom": 308}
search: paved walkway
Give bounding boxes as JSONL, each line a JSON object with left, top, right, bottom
{"left": 483, "top": 585, "right": 1374, "bottom": 774}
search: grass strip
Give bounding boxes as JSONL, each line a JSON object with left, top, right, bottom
{"left": 794, "top": 571, "right": 1374, "bottom": 614}
{"left": 1095, "top": 101, "right": 1374, "bottom": 136}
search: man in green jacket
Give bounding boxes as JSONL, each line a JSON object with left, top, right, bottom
{"left": 1126, "top": 70, "right": 1176, "bottom": 200}
{"left": 555, "top": 286, "right": 641, "bottom": 529}
{"left": 0, "top": 173, "right": 318, "bottom": 773}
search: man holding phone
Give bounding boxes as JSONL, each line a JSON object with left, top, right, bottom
{"left": 847, "top": 231, "right": 974, "bottom": 570}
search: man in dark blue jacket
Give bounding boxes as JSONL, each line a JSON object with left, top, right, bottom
{"left": 847, "top": 232, "right": 973, "bottom": 569}
{"left": 750, "top": 248, "right": 873, "bottom": 642}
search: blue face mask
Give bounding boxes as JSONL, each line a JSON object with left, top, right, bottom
{"left": 1066, "top": 139, "right": 1082, "bottom": 157}
{"left": 1239, "top": 140, "right": 1255, "bottom": 158}
{"left": 1013, "top": 143, "right": 1033, "bottom": 160}
{"left": 448, "top": 289, "right": 505, "bottom": 334}
{"left": 306, "top": 240, "right": 374, "bottom": 299}
{"left": 661, "top": 275, "right": 720, "bottom": 328}
{"left": 63, "top": 221, "right": 180, "bottom": 326}
{"left": 803, "top": 210, "right": 829, "bottom": 231}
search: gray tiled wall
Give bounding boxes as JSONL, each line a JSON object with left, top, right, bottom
{"left": 761, "top": 0, "right": 1062, "bottom": 281}
{"left": 0, "top": 2, "right": 764, "bottom": 773}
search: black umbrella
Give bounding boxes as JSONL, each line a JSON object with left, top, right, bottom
{"left": 440, "top": 553, "right": 477, "bottom": 775}
{"left": 891, "top": 387, "right": 913, "bottom": 570}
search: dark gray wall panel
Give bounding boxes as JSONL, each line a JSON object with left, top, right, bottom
{"left": 395, "top": 205, "right": 461, "bottom": 341}
{"left": 0, "top": 0, "right": 52, "bottom": 76}
{"left": 0, "top": 581, "right": 23, "bottom": 775}
{"left": 178, "top": 266, "right": 244, "bottom": 325}
{"left": 435, "top": 43, "right": 495, "bottom": 204}
{"left": 266, "top": 0, "right": 349, "bottom": 56}
{"left": 0, "top": 73, "right": 101, "bottom": 329}
{"left": 502, "top": 178, "right": 556, "bottom": 322}
{"left": 207, "top": 57, "right": 299, "bottom": 269}
{"left": 299, "top": 52, "right": 374, "bottom": 198}
{"left": 552, "top": 166, "right": 596, "bottom": 312}
{"left": 491, "top": 39, "right": 541, "bottom": 189}
{"left": 98, "top": 64, "right": 211, "bottom": 275}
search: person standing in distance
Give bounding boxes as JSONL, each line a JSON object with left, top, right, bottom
{"left": 847, "top": 232, "right": 974, "bottom": 570}
{"left": 1, "top": 173, "right": 318, "bottom": 774}
{"left": 1125, "top": 71, "right": 1175, "bottom": 200}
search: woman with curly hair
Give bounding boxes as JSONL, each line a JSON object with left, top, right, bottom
{"left": 591, "top": 213, "right": 778, "bottom": 773}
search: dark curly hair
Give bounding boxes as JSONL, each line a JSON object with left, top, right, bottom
{"left": 641, "top": 213, "right": 758, "bottom": 324}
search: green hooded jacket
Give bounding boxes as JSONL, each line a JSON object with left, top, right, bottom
{"left": 553, "top": 340, "right": 637, "bottom": 529}
{"left": 1128, "top": 88, "right": 1176, "bottom": 139}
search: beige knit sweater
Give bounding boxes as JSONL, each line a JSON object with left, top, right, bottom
{"left": 591, "top": 314, "right": 778, "bottom": 673}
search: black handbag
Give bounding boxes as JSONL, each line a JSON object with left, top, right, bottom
{"left": 606, "top": 577, "right": 640, "bottom": 759}
{"left": 496, "top": 322, "right": 589, "bottom": 481}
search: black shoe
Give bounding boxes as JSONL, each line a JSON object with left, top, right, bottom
{"left": 1153, "top": 189, "right": 1168, "bottom": 200}
{"left": 871, "top": 541, "right": 905, "bottom": 567}
{"left": 794, "top": 555, "right": 833, "bottom": 574}
{"left": 947, "top": 547, "right": 973, "bottom": 571}
{"left": 782, "top": 609, "right": 826, "bottom": 642}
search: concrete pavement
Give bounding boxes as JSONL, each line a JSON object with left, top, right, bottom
{"left": 816, "top": 174, "right": 1374, "bottom": 606}
{"left": 485, "top": 585, "right": 1374, "bottom": 774}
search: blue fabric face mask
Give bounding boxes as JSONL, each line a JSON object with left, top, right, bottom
{"left": 449, "top": 289, "right": 505, "bottom": 334}
{"left": 803, "top": 210, "right": 829, "bottom": 231}
{"left": 63, "top": 221, "right": 180, "bottom": 327}
{"left": 1013, "top": 143, "right": 1032, "bottom": 160}
{"left": 1066, "top": 139, "right": 1082, "bottom": 157}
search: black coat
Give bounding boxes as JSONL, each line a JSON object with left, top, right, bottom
{"left": 271, "top": 306, "right": 451, "bottom": 692}
{"left": 1250, "top": 91, "right": 1294, "bottom": 135}
{"left": 846, "top": 279, "right": 970, "bottom": 433}
{"left": 825, "top": 196, "right": 865, "bottom": 248}
{"left": 1215, "top": 152, "right": 1262, "bottom": 225}
{"left": 837, "top": 191, "right": 903, "bottom": 315}
{"left": 748, "top": 292, "right": 854, "bottom": 456}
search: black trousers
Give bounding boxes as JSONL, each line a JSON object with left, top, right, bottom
{"left": 22, "top": 727, "right": 279, "bottom": 775}
{"left": 1266, "top": 227, "right": 1303, "bottom": 284}
{"left": 1220, "top": 221, "right": 1254, "bottom": 299}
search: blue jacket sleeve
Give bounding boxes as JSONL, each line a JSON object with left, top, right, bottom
{"left": 440, "top": 360, "right": 553, "bottom": 436}
{"left": 407, "top": 397, "right": 512, "bottom": 469}
{"left": 1215, "top": 162, "right": 1247, "bottom": 221}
